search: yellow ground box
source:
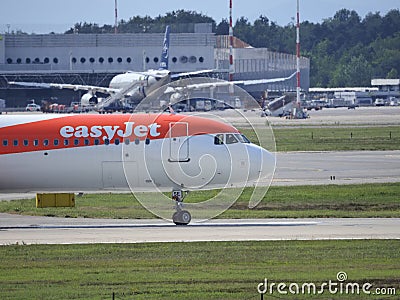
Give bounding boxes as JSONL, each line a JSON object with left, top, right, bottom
{"left": 36, "top": 193, "right": 75, "bottom": 208}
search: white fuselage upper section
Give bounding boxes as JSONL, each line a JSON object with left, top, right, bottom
{"left": 108, "top": 70, "right": 171, "bottom": 99}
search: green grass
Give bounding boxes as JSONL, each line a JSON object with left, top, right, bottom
{"left": 223, "top": 182, "right": 400, "bottom": 218}
{"left": 0, "top": 240, "right": 398, "bottom": 299}
{"left": 240, "top": 126, "right": 400, "bottom": 151}
{"left": 1, "top": 183, "right": 399, "bottom": 219}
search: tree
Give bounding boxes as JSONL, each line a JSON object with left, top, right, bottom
{"left": 233, "top": 17, "right": 253, "bottom": 45}
{"left": 362, "top": 12, "right": 383, "bottom": 44}
{"left": 386, "top": 68, "right": 398, "bottom": 79}
{"left": 307, "top": 39, "right": 336, "bottom": 87}
{"left": 215, "top": 19, "right": 229, "bottom": 35}
{"left": 382, "top": 9, "right": 400, "bottom": 38}
{"left": 65, "top": 22, "right": 106, "bottom": 34}
{"left": 322, "top": 9, "right": 363, "bottom": 57}
{"left": 370, "top": 33, "right": 400, "bottom": 78}
{"left": 331, "top": 54, "right": 372, "bottom": 86}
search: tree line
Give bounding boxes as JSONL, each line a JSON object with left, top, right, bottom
{"left": 65, "top": 9, "right": 400, "bottom": 87}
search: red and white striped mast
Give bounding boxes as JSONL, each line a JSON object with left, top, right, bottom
{"left": 229, "top": 0, "right": 234, "bottom": 81}
{"left": 114, "top": 0, "right": 118, "bottom": 34}
{"left": 296, "top": 0, "right": 301, "bottom": 105}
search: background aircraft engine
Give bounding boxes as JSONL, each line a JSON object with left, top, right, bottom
{"left": 80, "top": 92, "right": 98, "bottom": 106}
{"left": 170, "top": 92, "right": 183, "bottom": 103}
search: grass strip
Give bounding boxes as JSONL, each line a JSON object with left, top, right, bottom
{"left": 1, "top": 183, "right": 399, "bottom": 219}
{"left": 240, "top": 126, "right": 400, "bottom": 151}
{"left": 0, "top": 240, "right": 398, "bottom": 299}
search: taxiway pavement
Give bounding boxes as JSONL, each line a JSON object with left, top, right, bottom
{"left": 274, "top": 150, "right": 400, "bottom": 186}
{"left": 0, "top": 213, "right": 399, "bottom": 245}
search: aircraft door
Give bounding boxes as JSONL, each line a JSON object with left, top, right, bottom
{"left": 168, "top": 122, "right": 190, "bottom": 162}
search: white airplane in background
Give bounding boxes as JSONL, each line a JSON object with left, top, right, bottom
{"left": 9, "top": 26, "right": 186, "bottom": 108}
{"left": 9, "top": 26, "right": 296, "bottom": 109}
{"left": 0, "top": 113, "right": 274, "bottom": 225}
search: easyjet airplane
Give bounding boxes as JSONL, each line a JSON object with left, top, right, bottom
{"left": 0, "top": 113, "right": 274, "bottom": 224}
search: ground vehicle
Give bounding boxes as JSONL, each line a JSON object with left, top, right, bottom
{"left": 195, "top": 99, "right": 212, "bottom": 111}
{"left": 25, "top": 103, "right": 41, "bottom": 111}
{"left": 374, "top": 99, "right": 385, "bottom": 106}
{"left": 389, "top": 97, "right": 398, "bottom": 106}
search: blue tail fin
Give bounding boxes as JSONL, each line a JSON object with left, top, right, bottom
{"left": 159, "top": 25, "right": 170, "bottom": 70}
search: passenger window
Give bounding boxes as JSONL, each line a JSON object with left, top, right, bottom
{"left": 145, "top": 138, "right": 150, "bottom": 145}
{"left": 74, "top": 139, "right": 79, "bottom": 146}
{"left": 214, "top": 134, "right": 224, "bottom": 145}
{"left": 33, "top": 140, "right": 39, "bottom": 146}
{"left": 2, "top": 140, "right": 8, "bottom": 146}
{"left": 64, "top": 140, "right": 69, "bottom": 146}
{"left": 13, "top": 140, "right": 18, "bottom": 146}
{"left": 104, "top": 138, "right": 110, "bottom": 145}
{"left": 135, "top": 138, "right": 140, "bottom": 145}
{"left": 115, "top": 138, "right": 120, "bottom": 145}
{"left": 124, "top": 139, "right": 130, "bottom": 145}
{"left": 43, "top": 139, "right": 49, "bottom": 146}
{"left": 84, "top": 139, "right": 89, "bottom": 146}
{"left": 94, "top": 139, "right": 100, "bottom": 145}
{"left": 23, "top": 140, "right": 29, "bottom": 146}
{"left": 226, "top": 134, "right": 238, "bottom": 144}
{"left": 54, "top": 139, "right": 59, "bottom": 146}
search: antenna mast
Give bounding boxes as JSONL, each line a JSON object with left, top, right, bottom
{"left": 114, "top": 0, "right": 118, "bottom": 34}
{"left": 296, "top": 0, "right": 301, "bottom": 105}
{"left": 229, "top": 0, "right": 234, "bottom": 81}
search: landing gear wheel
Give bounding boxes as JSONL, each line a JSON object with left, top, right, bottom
{"left": 171, "top": 189, "right": 191, "bottom": 225}
{"left": 173, "top": 210, "right": 191, "bottom": 225}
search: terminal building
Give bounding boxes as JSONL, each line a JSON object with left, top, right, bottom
{"left": 0, "top": 24, "right": 310, "bottom": 107}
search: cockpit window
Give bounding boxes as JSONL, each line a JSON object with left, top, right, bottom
{"left": 236, "top": 134, "right": 250, "bottom": 143}
{"left": 214, "top": 134, "right": 224, "bottom": 145}
{"left": 225, "top": 134, "right": 239, "bottom": 144}
{"left": 214, "top": 133, "right": 251, "bottom": 145}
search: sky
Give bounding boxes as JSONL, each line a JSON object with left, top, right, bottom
{"left": 1, "top": 0, "right": 399, "bottom": 34}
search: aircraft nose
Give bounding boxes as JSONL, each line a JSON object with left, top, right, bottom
{"left": 247, "top": 144, "right": 276, "bottom": 182}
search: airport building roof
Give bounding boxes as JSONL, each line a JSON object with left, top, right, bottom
{"left": 309, "top": 87, "right": 379, "bottom": 93}
{"left": 371, "top": 79, "right": 400, "bottom": 86}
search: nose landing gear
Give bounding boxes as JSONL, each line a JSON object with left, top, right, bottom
{"left": 172, "top": 190, "right": 191, "bottom": 225}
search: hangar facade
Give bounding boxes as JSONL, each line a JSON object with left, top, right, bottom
{"left": 0, "top": 24, "right": 310, "bottom": 107}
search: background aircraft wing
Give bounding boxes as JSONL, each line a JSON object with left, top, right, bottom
{"left": 166, "top": 71, "right": 297, "bottom": 92}
{"left": 95, "top": 80, "right": 146, "bottom": 109}
{"left": 170, "top": 69, "right": 215, "bottom": 79}
{"left": 8, "top": 81, "right": 120, "bottom": 95}
{"left": 230, "top": 71, "right": 297, "bottom": 85}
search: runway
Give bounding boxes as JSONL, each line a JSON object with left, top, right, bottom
{"left": 213, "top": 106, "right": 400, "bottom": 127}
{"left": 274, "top": 150, "right": 400, "bottom": 186}
{"left": 0, "top": 213, "right": 399, "bottom": 245}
